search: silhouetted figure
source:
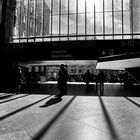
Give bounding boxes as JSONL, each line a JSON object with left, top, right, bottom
{"left": 26, "top": 71, "right": 33, "bottom": 88}
{"left": 123, "top": 71, "right": 129, "bottom": 86}
{"left": 97, "top": 70, "right": 106, "bottom": 95}
{"left": 84, "top": 70, "right": 91, "bottom": 90}
{"left": 57, "top": 64, "right": 68, "bottom": 98}
{"left": 119, "top": 71, "right": 123, "bottom": 85}
{"left": 12, "top": 63, "right": 24, "bottom": 94}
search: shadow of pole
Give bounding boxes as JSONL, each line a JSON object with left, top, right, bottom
{"left": 32, "top": 96, "right": 76, "bottom": 140}
{"left": 124, "top": 97, "right": 140, "bottom": 108}
{"left": 99, "top": 96, "right": 119, "bottom": 139}
{"left": 0, "top": 95, "right": 52, "bottom": 121}
{"left": 0, "top": 94, "right": 31, "bottom": 105}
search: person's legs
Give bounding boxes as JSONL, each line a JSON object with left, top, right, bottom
{"left": 86, "top": 82, "right": 89, "bottom": 90}
{"left": 63, "top": 84, "right": 67, "bottom": 95}
{"left": 100, "top": 82, "right": 104, "bottom": 96}
{"left": 15, "top": 83, "right": 20, "bottom": 94}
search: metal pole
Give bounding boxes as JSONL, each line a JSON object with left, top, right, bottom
{"left": 121, "top": 0, "right": 124, "bottom": 39}
{"left": 112, "top": 0, "right": 114, "bottom": 39}
{"left": 50, "top": 0, "right": 53, "bottom": 41}
{"left": 85, "top": 0, "right": 87, "bottom": 40}
{"left": 59, "top": 0, "right": 61, "bottom": 41}
{"left": 103, "top": 0, "right": 105, "bottom": 40}
{"left": 94, "top": 4, "right": 96, "bottom": 40}
{"left": 76, "top": 0, "right": 78, "bottom": 40}
{"left": 68, "top": 0, "right": 70, "bottom": 40}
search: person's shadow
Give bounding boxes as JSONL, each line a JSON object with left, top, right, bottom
{"left": 39, "top": 97, "right": 62, "bottom": 108}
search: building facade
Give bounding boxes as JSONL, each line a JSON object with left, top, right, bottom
{"left": 13, "top": 0, "right": 50, "bottom": 41}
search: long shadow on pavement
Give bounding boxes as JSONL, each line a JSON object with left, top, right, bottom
{"left": 0, "top": 94, "right": 14, "bottom": 100}
{"left": 0, "top": 94, "right": 31, "bottom": 104}
{"left": 124, "top": 97, "right": 140, "bottom": 108}
{"left": 99, "top": 96, "right": 120, "bottom": 139}
{"left": 0, "top": 95, "right": 52, "bottom": 121}
{"left": 40, "top": 97, "right": 62, "bottom": 107}
{"left": 32, "top": 96, "right": 76, "bottom": 140}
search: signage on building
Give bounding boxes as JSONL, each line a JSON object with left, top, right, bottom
{"left": 7, "top": 39, "right": 140, "bottom": 61}
{"left": 51, "top": 50, "right": 72, "bottom": 59}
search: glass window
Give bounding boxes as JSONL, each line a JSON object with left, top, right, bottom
{"left": 69, "top": 0, "right": 76, "bottom": 14}
{"left": 104, "top": 0, "right": 112, "bottom": 12}
{"left": 123, "top": 0, "right": 129, "bottom": 11}
{"left": 105, "top": 12, "right": 112, "bottom": 34}
{"left": 114, "top": 11, "right": 122, "bottom": 34}
{"left": 52, "top": 0, "right": 59, "bottom": 15}
{"left": 133, "top": 7, "right": 140, "bottom": 34}
{"left": 60, "top": 15, "right": 68, "bottom": 35}
{"left": 61, "top": 0, "right": 68, "bottom": 15}
{"left": 69, "top": 14, "right": 76, "bottom": 35}
{"left": 78, "top": 13, "right": 85, "bottom": 35}
{"left": 96, "top": 13, "right": 103, "bottom": 34}
{"left": 35, "top": 0, "right": 43, "bottom": 37}
{"left": 78, "top": 0, "right": 85, "bottom": 14}
{"left": 12, "top": 0, "right": 140, "bottom": 42}
{"left": 43, "top": 4, "right": 50, "bottom": 36}
{"left": 123, "top": 11, "right": 131, "bottom": 34}
{"left": 114, "top": 0, "right": 121, "bottom": 12}
{"left": 87, "top": 13, "right": 94, "bottom": 35}
{"left": 52, "top": 15, "right": 59, "bottom": 35}
{"left": 95, "top": 0, "right": 103, "bottom": 13}
{"left": 87, "top": 0, "right": 94, "bottom": 13}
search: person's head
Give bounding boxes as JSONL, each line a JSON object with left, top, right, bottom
{"left": 60, "top": 64, "right": 65, "bottom": 69}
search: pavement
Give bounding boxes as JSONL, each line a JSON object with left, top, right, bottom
{"left": 0, "top": 83, "right": 140, "bottom": 140}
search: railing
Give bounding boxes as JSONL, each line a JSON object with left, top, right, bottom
{"left": 127, "top": 70, "right": 140, "bottom": 85}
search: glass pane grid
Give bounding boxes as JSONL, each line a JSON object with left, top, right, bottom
{"left": 12, "top": 0, "right": 140, "bottom": 43}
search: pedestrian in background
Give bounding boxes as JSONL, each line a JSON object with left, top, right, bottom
{"left": 84, "top": 70, "right": 91, "bottom": 90}
{"left": 97, "top": 70, "right": 106, "bottom": 95}
{"left": 13, "top": 63, "right": 24, "bottom": 94}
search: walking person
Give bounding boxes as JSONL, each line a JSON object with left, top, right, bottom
{"left": 119, "top": 71, "right": 123, "bottom": 85}
{"left": 13, "top": 63, "right": 24, "bottom": 94}
{"left": 84, "top": 70, "right": 91, "bottom": 90}
{"left": 97, "top": 70, "right": 106, "bottom": 95}
{"left": 57, "top": 64, "right": 68, "bottom": 98}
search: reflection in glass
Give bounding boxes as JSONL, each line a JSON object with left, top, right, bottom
{"left": 52, "top": 0, "right": 59, "bottom": 15}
